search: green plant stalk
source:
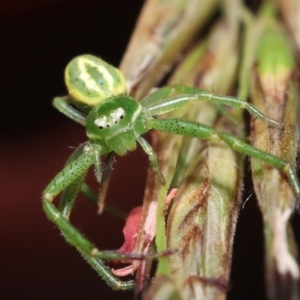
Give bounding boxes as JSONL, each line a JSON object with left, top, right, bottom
{"left": 147, "top": 2, "right": 243, "bottom": 298}
{"left": 118, "top": 0, "right": 220, "bottom": 291}
{"left": 120, "top": 0, "right": 219, "bottom": 99}
{"left": 116, "top": 0, "right": 300, "bottom": 298}
{"left": 276, "top": 0, "right": 300, "bottom": 57}
{"left": 248, "top": 7, "right": 300, "bottom": 299}
{"left": 144, "top": 275, "right": 182, "bottom": 300}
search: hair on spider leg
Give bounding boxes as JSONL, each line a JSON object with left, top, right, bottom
{"left": 242, "top": 190, "right": 254, "bottom": 210}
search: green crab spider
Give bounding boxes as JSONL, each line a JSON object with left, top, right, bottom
{"left": 43, "top": 54, "right": 300, "bottom": 290}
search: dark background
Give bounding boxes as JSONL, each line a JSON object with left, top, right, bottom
{"left": 1, "top": 0, "right": 294, "bottom": 299}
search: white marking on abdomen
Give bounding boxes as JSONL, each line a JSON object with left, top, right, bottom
{"left": 78, "top": 57, "right": 114, "bottom": 93}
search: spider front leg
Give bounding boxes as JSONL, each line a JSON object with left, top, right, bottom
{"left": 150, "top": 118, "right": 300, "bottom": 201}
{"left": 43, "top": 145, "right": 105, "bottom": 257}
{"left": 43, "top": 144, "right": 147, "bottom": 261}
{"left": 51, "top": 155, "right": 134, "bottom": 290}
{"left": 42, "top": 143, "right": 153, "bottom": 290}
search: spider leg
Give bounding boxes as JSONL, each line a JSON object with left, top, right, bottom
{"left": 145, "top": 85, "right": 281, "bottom": 129}
{"left": 140, "top": 86, "right": 172, "bottom": 108}
{"left": 58, "top": 144, "right": 87, "bottom": 219}
{"left": 135, "top": 134, "right": 166, "bottom": 184}
{"left": 42, "top": 143, "right": 167, "bottom": 289}
{"left": 150, "top": 118, "right": 300, "bottom": 201}
{"left": 43, "top": 144, "right": 156, "bottom": 259}
{"left": 53, "top": 96, "right": 87, "bottom": 126}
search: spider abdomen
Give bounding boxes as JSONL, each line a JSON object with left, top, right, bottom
{"left": 65, "top": 54, "right": 127, "bottom": 107}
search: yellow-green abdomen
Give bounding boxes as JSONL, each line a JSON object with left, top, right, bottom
{"left": 65, "top": 54, "right": 127, "bottom": 107}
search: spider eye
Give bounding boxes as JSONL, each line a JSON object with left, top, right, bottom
{"left": 94, "top": 116, "right": 108, "bottom": 129}
{"left": 110, "top": 107, "right": 125, "bottom": 123}
{"left": 94, "top": 107, "right": 125, "bottom": 129}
